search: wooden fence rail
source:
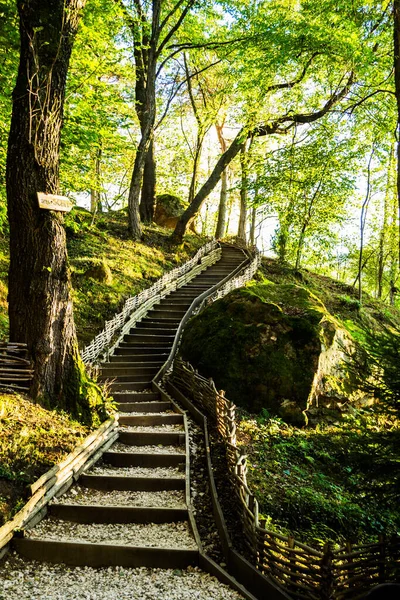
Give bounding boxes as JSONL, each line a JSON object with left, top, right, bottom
{"left": 0, "top": 343, "right": 33, "bottom": 392}
{"left": 171, "top": 358, "right": 400, "bottom": 599}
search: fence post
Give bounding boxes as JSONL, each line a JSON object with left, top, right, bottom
{"left": 320, "top": 542, "right": 334, "bottom": 600}
{"left": 288, "top": 536, "right": 298, "bottom": 590}
{"left": 378, "top": 534, "right": 386, "bottom": 583}
{"left": 346, "top": 541, "right": 354, "bottom": 590}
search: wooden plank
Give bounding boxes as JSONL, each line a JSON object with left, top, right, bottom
{"left": 37, "top": 192, "right": 74, "bottom": 212}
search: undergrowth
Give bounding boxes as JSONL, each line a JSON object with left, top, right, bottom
{"left": 0, "top": 393, "right": 89, "bottom": 526}
{"left": 238, "top": 406, "right": 400, "bottom": 547}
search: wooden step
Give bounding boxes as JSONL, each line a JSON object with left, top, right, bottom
{"left": 147, "top": 309, "right": 186, "bottom": 320}
{"left": 138, "top": 321, "right": 180, "bottom": 329}
{"left": 115, "top": 346, "right": 170, "bottom": 355}
{"left": 101, "top": 374, "right": 155, "bottom": 384}
{"left": 13, "top": 538, "right": 198, "bottom": 568}
{"left": 129, "top": 327, "right": 178, "bottom": 336}
{"left": 118, "top": 414, "right": 183, "bottom": 426}
{"left": 112, "top": 392, "right": 161, "bottom": 402}
{"left": 123, "top": 334, "right": 175, "bottom": 344}
{"left": 117, "top": 401, "right": 171, "bottom": 412}
{"left": 109, "top": 381, "right": 152, "bottom": 392}
{"left": 103, "top": 451, "right": 185, "bottom": 468}
{"left": 100, "top": 365, "right": 159, "bottom": 377}
{"left": 118, "top": 431, "right": 185, "bottom": 446}
{"left": 107, "top": 360, "right": 164, "bottom": 368}
{"left": 80, "top": 473, "right": 185, "bottom": 491}
{"left": 49, "top": 503, "right": 188, "bottom": 524}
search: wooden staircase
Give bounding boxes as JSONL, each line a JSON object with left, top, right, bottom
{"left": 13, "top": 245, "right": 246, "bottom": 570}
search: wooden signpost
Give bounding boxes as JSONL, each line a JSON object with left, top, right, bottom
{"left": 37, "top": 192, "right": 74, "bottom": 212}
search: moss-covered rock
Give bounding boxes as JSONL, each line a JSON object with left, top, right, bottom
{"left": 180, "top": 281, "right": 363, "bottom": 421}
{"left": 154, "top": 194, "right": 187, "bottom": 229}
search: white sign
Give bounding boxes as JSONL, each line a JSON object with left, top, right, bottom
{"left": 37, "top": 192, "right": 74, "bottom": 212}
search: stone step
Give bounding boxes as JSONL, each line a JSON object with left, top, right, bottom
{"left": 13, "top": 538, "right": 198, "bottom": 569}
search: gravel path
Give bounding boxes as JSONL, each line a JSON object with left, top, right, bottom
{"left": 0, "top": 554, "right": 245, "bottom": 600}
{"left": 110, "top": 442, "right": 185, "bottom": 454}
{"left": 119, "top": 424, "right": 184, "bottom": 432}
{"left": 51, "top": 486, "right": 186, "bottom": 508}
{"left": 27, "top": 518, "right": 196, "bottom": 548}
{"left": 88, "top": 465, "right": 184, "bottom": 477}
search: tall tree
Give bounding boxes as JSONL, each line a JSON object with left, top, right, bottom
{"left": 6, "top": 0, "right": 102, "bottom": 421}
{"left": 116, "top": 0, "right": 195, "bottom": 238}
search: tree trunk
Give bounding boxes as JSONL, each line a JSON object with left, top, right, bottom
{"left": 215, "top": 122, "right": 228, "bottom": 239}
{"left": 377, "top": 146, "right": 394, "bottom": 298}
{"left": 139, "top": 139, "right": 156, "bottom": 222}
{"left": 6, "top": 0, "right": 101, "bottom": 422}
{"left": 90, "top": 146, "right": 102, "bottom": 213}
{"left": 238, "top": 142, "right": 249, "bottom": 242}
{"left": 250, "top": 206, "right": 257, "bottom": 246}
{"left": 394, "top": 0, "right": 400, "bottom": 264}
{"left": 215, "top": 170, "right": 228, "bottom": 238}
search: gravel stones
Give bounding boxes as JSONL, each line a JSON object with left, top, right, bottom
{"left": 51, "top": 486, "right": 186, "bottom": 508}
{"left": 119, "top": 424, "right": 183, "bottom": 432}
{"left": 0, "top": 553, "right": 245, "bottom": 600}
{"left": 87, "top": 465, "right": 184, "bottom": 478}
{"left": 27, "top": 518, "right": 197, "bottom": 549}
{"left": 111, "top": 442, "right": 185, "bottom": 455}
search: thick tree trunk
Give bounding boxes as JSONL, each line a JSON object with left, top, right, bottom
{"left": 139, "top": 139, "right": 156, "bottom": 222}
{"left": 6, "top": 0, "right": 100, "bottom": 420}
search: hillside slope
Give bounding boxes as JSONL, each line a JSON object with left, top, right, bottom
{"left": 180, "top": 257, "right": 400, "bottom": 545}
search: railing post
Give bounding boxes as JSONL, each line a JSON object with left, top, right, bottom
{"left": 320, "top": 542, "right": 335, "bottom": 600}
{"left": 378, "top": 534, "right": 386, "bottom": 583}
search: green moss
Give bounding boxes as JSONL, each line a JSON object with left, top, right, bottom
{"left": 180, "top": 284, "right": 323, "bottom": 413}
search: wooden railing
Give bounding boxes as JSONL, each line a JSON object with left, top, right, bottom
{"left": 170, "top": 359, "right": 400, "bottom": 600}
{"left": 0, "top": 343, "right": 34, "bottom": 392}
{"left": 0, "top": 416, "right": 118, "bottom": 553}
{"left": 81, "top": 239, "right": 219, "bottom": 365}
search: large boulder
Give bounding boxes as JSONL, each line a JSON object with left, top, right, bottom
{"left": 180, "top": 282, "right": 362, "bottom": 423}
{"left": 154, "top": 194, "right": 187, "bottom": 229}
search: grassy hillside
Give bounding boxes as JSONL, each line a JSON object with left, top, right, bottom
{"left": 0, "top": 394, "right": 89, "bottom": 526}
{"left": 181, "top": 257, "right": 400, "bottom": 546}
{"left": 0, "top": 207, "right": 205, "bottom": 345}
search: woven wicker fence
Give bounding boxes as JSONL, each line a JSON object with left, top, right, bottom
{"left": 170, "top": 358, "right": 400, "bottom": 600}
{"left": 81, "top": 239, "right": 218, "bottom": 365}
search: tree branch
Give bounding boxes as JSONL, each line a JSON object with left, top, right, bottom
{"left": 156, "top": 0, "right": 195, "bottom": 58}
{"left": 264, "top": 52, "right": 319, "bottom": 93}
